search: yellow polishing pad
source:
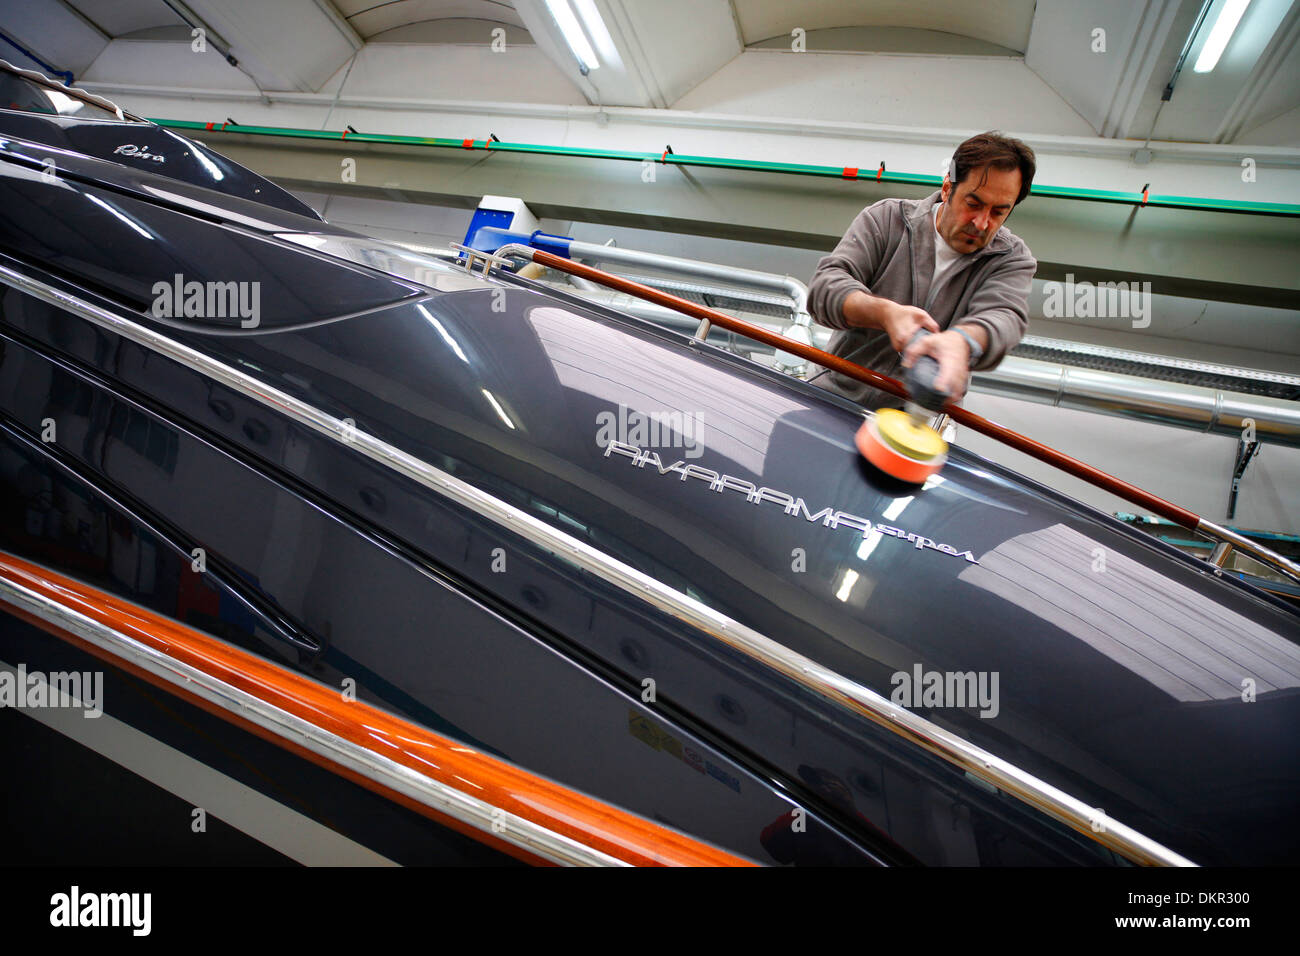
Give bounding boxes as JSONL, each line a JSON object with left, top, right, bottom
{"left": 874, "top": 409, "right": 948, "bottom": 461}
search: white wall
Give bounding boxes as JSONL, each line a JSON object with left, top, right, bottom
{"left": 74, "top": 38, "right": 1300, "bottom": 207}
{"left": 673, "top": 50, "right": 1099, "bottom": 136}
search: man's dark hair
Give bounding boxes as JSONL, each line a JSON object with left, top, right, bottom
{"left": 951, "top": 131, "right": 1036, "bottom": 205}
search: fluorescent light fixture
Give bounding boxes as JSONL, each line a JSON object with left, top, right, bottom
{"left": 573, "top": 0, "right": 621, "bottom": 69}
{"left": 1194, "top": 0, "right": 1251, "bottom": 72}
{"left": 545, "top": 0, "right": 599, "bottom": 72}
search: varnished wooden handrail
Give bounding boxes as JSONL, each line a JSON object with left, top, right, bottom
{"left": 507, "top": 247, "right": 1299, "bottom": 583}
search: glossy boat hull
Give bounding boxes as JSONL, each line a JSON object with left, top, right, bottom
{"left": 1, "top": 97, "right": 1296, "bottom": 866}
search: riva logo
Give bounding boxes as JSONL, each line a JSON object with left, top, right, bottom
{"left": 891, "top": 664, "right": 1000, "bottom": 718}
{"left": 113, "top": 144, "right": 164, "bottom": 163}
{"left": 0, "top": 664, "right": 102, "bottom": 717}
{"left": 50, "top": 886, "right": 151, "bottom": 936}
{"left": 151, "top": 273, "right": 261, "bottom": 328}
{"left": 595, "top": 404, "right": 705, "bottom": 459}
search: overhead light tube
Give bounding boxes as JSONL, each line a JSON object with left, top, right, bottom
{"left": 545, "top": 0, "right": 600, "bottom": 73}
{"left": 1193, "top": 0, "right": 1251, "bottom": 72}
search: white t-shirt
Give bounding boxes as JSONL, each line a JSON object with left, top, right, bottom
{"left": 931, "top": 203, "right": 965, "bottom": 304}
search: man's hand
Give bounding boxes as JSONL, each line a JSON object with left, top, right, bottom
{"left": 843, "top": 292, "right": 940, "bottom": 351}
{"left": 901, "top": 329, "right": 974, "bottom": 398}
{"left": 880, "top": 303, "right": 941, "bottom": 353}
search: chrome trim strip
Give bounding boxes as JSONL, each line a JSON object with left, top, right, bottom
{"left": 0, "top": 570, "right": 626, "bottom": 867}
{"left": 0, "top": 262, "right": 1198, "bottom": 866}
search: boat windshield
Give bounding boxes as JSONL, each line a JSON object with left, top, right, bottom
{"left": 0, "top": 69, "right": 126, "bottom": 122}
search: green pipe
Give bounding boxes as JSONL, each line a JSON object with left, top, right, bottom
{"left": 1157, "top": 537, "right": 1214, "bottom": 549}
{"left": 154, "top": 117, "right": 1300, "bottom": 217}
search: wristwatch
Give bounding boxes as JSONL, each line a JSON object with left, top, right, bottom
{"left": 952, "top": 326, "right": 984, "bottom": 368}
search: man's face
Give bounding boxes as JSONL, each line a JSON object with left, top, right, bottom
{"left": 937, "top": 165, "right": 1021, "bottom": 253}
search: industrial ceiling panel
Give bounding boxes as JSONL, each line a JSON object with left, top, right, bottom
{"left": 734, "top": 0, "right": 1037, "bottom": 53}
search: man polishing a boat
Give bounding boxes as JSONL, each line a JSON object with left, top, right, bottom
{"left": 807, "top": 131, "right": 1037, "bottom": 410}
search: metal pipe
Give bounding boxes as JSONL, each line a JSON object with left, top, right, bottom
{"left": 563, "top": 239, "right": 811, "bottom": 325}
{"left": 1015, "top": 334, "right": 1300, "bottom": 394}
{"left": 142, "top": 118, "right": 1300, "bottom": 217}
{"left": 550, "top": 278, "right": 794, "bottom": 344}
{"left": 1197, "top": 519, "right": 1297, "bottom": 578}
{"left": 978, "top": 357, "right": 1300, "bottom": 447}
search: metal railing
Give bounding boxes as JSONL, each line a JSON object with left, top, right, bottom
{"left": 495, "top": 243, "right": 1300, "bottom": 585}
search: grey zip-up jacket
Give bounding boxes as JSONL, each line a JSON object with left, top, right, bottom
{"left": 807, "top": 189, "right": 1036, "bottom": 408}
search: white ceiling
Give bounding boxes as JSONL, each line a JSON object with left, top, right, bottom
{"left": 332, "top": 0, "right": 526, "bottom": 39}
{"left": 733, "top": 0, "right": 1038, "bottom": 51}
{"left": 63, "top": 0, "right": 185, "bottom": 38}
{"left": 8, "top": 0, "right": 1299, "bottom": 144}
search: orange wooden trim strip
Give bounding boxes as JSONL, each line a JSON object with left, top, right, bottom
{"left": 528, "top": 249, "right": 1203, "bottom": 530}
{"left": 0, "top": 595, "right": 555, "bottom": 866}
{"left": 0, "top": 551, "right": 756, "bottom": 867}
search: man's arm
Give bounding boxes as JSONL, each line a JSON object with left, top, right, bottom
{"left": 809, "top": 202, "right": 938, "bottom": 347}
{"left": 953, "top": 249, "right": 1036, "bottom": 370}
{"left": 808, "top": 203, "right": 891, "bottom": 331}
{"left": 901, "top": 324, "right": 987, "bottom": 397}
{"left": 901, "top": 249, "right": 1036, "bottom": 397}
{"left": 843, "top": 291, "right": 940, "bottom": 351}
